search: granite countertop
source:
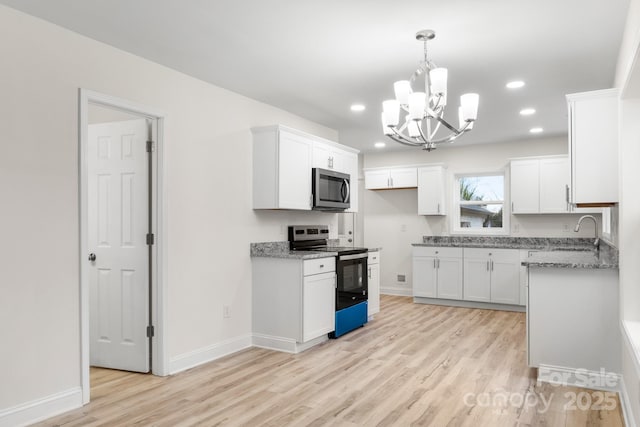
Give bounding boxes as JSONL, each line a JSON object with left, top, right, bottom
{"left": 522, "top": 248, "right": 618, "bottom": 269}
{"left": 413, "top": 236, "right": 597, "bottom": 251}
{"left": 250, "top": 241, "right": 381, "bottom": 260}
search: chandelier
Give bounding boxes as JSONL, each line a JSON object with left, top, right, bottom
{"left": 381, "top": 30, "right": 479, "bottom": 151}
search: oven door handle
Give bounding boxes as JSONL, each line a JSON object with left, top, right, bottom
{"left": 339, "top": 253, "right": 368, "bottom": 261}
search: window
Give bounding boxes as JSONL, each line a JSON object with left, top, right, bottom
{"left": 453, "top": 173, "right": 507, "bottom": 235}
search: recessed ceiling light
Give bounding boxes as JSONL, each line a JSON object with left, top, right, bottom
{"left": 350, "top": 104, "right": 366, "bottom": 112}
{"left": 506, "top": 80, "right": 525, "bottom": 89}
{"left": 374, "top": 142, "right": 386, "bottom": 148}
{"left": 520, "top": 108, "right": 536, "bottom": 116}
{"left": 530, "top": 127, "right": 544, "bottom": 134}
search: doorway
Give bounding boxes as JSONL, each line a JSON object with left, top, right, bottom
{"left": 79, "top": 89, "right": 167, "bottom": 404}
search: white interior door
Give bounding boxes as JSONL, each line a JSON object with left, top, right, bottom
{"left": 88, "top": 119, "right": 150, "bottom": 373}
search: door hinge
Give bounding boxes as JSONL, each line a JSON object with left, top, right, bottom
{"left": 146, "top": 233, "right": 155, "bottom": 245}
{"left": 146, "top": 140, "right": 155, "bottom": 152}
{"left": 146, "top": 325, "right": 155, "bottom": 338}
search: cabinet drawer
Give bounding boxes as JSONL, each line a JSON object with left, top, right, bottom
{"left": 413, "top": 246, "right": 462, "bottom": 258}
{"left": 304, "top": 257, "right": 336, "bottom": 276}
{"left": 368, "top": 251, "right": 380, "bottom": 265}
{"left": 463, "top": 247, "right": 519, "bottom": 261}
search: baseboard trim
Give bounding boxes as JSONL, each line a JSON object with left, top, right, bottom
{"left": 380, "top": 287, "right": 412, "bottom": 296}
{"left": 168, "top": 334, "right": 252, "bottom": 375}
{"left": 413, "top": 296, "right": 525, "bottom": 312}
{"left": 252, "top": 333, "right": 328, "bottom": 354}
{"left": 537, "top": 364, "right": 622, "bottom": 392}
{"left": 0, "top": 387, "right": 82, "bottom": 427}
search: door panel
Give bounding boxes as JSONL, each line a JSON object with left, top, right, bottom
{"left": 463, "top": 258, "right": 491, "bottom": 302}
{"left": 88, "top": 119, "right": 150, "bottom": 373}
{"left": 412, "top": 257, "right": 437, "bottom": 297}
{"left": 436, "top": 258, "right": 463, "bottom": 300}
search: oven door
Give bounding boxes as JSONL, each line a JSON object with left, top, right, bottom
{"left": 336, "top": 253, "right": 368, "bottom": 310}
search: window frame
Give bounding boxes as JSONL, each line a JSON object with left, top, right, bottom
{"left": 451, "top": 170, "right": 509, "bottom": 236}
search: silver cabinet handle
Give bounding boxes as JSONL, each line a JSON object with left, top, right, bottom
{"left": 511, "top": 201, "right": 514, "bottom": 212}
{"left": 319, "top": 264, "right": 324, "bottom": 268}
{"left": 491, "top": 260, "right": 494, "bottom": 271}
{"left": 437, "top": 259, "right": 440, "bottom": 268}
{"left": 486, "top": 261, "right": 489, "bottom": 271}
{"left": 433, "top": 259, "right": 436, "bottom": 268}
{"left": 387, "top": 177, "right": 390, "bottom": 188}
{"left": 437, "top": 203, "right": 440, "bottom": 214}
{"left": 368, "top": 267, "right": 371, "bottom": 279}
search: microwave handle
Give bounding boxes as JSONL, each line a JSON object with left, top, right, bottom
{"left": 342, "top": 179, "right": 350, "bottom": 203}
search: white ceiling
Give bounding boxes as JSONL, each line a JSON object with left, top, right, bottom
{"left": 0, "top": 0, "right": 629, "bottom": 152}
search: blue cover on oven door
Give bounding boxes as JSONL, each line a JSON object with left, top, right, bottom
{"left": 333, "top": 301, "right": 368, "bottom": 338}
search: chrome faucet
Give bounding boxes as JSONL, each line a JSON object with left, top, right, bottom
{"left": 574, "top": 215, "right": 599, "bottom": 251}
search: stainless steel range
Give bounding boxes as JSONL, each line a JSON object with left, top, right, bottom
{"left": 288, "top": 225, "right": 368, "bottom": 338}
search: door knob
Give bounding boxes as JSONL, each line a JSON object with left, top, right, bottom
{"left": 88, "top": 253, "right": 96, "bottom": 262}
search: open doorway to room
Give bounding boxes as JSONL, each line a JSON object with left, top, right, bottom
{"left": 79, "top": 90, "right": 166, "bottom": 404}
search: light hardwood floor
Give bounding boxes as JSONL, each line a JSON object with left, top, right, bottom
{"left": 35, "top": 296, "right": 624, "bottom": 426}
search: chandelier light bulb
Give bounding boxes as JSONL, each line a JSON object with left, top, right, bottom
{"left": 393, "top": 80, "right": 412, "bottom": 105}
{"left": 381, "top": 113, "right": 393, "bottom": 135}
{"left": 460, "top": 93, "right": 479, "bottom": 122}
{"left": 408, "top": 92, "right": 426, "bottom": 120}
{"left": 382, "top": 99, "right": 400, "bottom": 127}
{"left": 429, "top": 68, "right": 448, "bottom": 96}
{"left": 407, "top": 118, "right": 421, "bottom": 137}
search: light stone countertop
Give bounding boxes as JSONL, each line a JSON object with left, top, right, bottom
{"left": 250, "top": 241, "right": 380, "bottom": 260}
{"left": 521, "top": 249, "right": 618, "bottom": 269}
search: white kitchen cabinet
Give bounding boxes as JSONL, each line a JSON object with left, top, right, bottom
{"left": 252, "top": 256, "right": 336, "bottom": 353}
{"left": 367, "top": 251, "right": 380, "bottom": 317}
{"left": 252, "top": 125, "right": 359, "bottom": 211}
{"left": 252, "top": 126, "right": 313, "bottom": 210}
{"left": 527, "top": 267, "right": 619, "bottom": 373}
{"left": 510, "top": 156, "right": 570, "bottom": 214}
{"left": 417, "top": 166, "right": 446, "bottom": 215}
{"left": 364, "top": 167, "right": 417, "bottom": 190}
{"left": 510, "top": 159, "right": 540, "bottom": 214}
{"left": 463, "top": 248, "right": 520, "bottom": 305}
{"left": 412, "top": 247, "right": 463, "bottom": 300}
{"left": 567, "top": 89, "right": 618, "bottom": 205}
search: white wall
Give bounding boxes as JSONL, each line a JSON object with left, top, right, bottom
{"left": 0, "top": 4, "right": 341, "bottom": 417}
{"left": 362, "top": 137, "right": 602, "bottom": 295}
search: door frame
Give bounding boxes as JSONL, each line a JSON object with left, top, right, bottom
{"left": 78, "top": 89, "right": 168, "bottom": 404}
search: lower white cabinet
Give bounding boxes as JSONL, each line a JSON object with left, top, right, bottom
{"left": 527, "top": 267, "right": 619, "bottom": 372}
{"left": 367, "top": 251, "right": 380, "bottom": 317}
{"left": 252, "top": 256, "right": 336, "bottom": 353}
{"left": 463, "top": 248, "right": 520, "bottom": 305}
{"left": 412, "top": 247, "right": 463, "bottom": 300}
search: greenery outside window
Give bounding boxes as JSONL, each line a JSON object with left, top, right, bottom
{"left": 453, "top": 173, "right": 507, "bottom": 235}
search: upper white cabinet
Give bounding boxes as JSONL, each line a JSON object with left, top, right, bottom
{"left": 567, "top": 89, "right": 618, "bottom": 205}
{"left": 364, "top": 167, "right": 417, "bottom": 190}
{"left": 252, "top": 125, "right": 359, "bottom": 211}
{"left": 417, "top": 166, "right": 446, "bottom": 215}
{"left": 510, "top": 156, "right": 570, "bottom": 214}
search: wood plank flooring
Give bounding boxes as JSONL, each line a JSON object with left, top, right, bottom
{"left": 34, "top": 296, "right": 624, "bottom": 426}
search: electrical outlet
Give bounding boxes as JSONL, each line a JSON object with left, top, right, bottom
{"left": 223, "top": 305, "right": 231, "bottom": 319}
{"left": 401, "top": 224, "right": 407, "bottom": 232}
{"left": 397, "top": 274, "right": 406, "bottom": 283}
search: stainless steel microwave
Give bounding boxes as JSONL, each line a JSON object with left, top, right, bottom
{"left": 312, "top": 168, "right": 350, "bottom": 211}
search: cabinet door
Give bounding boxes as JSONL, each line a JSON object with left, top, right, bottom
{"left": 539, "top": 157, "right": 570, "bottom": 213}
{"left": 490, "top": 258, "right": 520, "bottom": 305}
{"left": 412, "top": 256, "right": 437, "bottom": 297}
{"left": 367, "top": 263, "right": 380, "bottom": 316}
{"left": 436, "top": 257, "right": 463, "bottom": 300}
{"left": 365, "top": 170, "right": 391, "bottom": 189}
{"left": 278, "top": 131, "right": 312, "bottom": 210}
{"left": 463, "top": 258, "right": 491, "bottom": 302}
{"left": 569, "top": 90, "right": 618, "bottom": 204}
{"left": 510, "top": 159, "right": 539, "bottom": 214}
{"left": 389, "top": 168, "right": 418, "bottom": 188}
{"left": 418, "top": 166, "right": 445, "bottom": 215}
{"left": 302, "top": 272, "right": 336, "bottom": 342}
{"left": 312, "top": 142, "right": 333, "bottom": 170}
